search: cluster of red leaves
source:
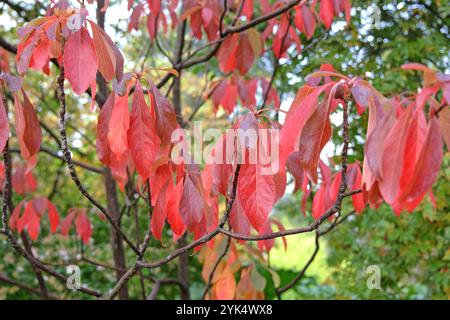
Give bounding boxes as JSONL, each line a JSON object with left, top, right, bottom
{"left": 207, "top": 76, "right": 279, "bottom": 113}
{"left": 124, "top": 1, "right": 350, "bottom": 114}
{"left": 128, "top": 0, "right": 178, "bottom": 39}
{"left": 16, "top": 2, "right": 123, "bottom": 96}
{"left": 360, "top": 64, "right": 449, "bottom": 215}
{"left": 0, "top": 79, "right": 42, "bottom": 171}
{"left": 9, "top": 197, "right": 59, "bottom": 241}
{"left": 60, "top": 208, "right": 93, "bottom": 245}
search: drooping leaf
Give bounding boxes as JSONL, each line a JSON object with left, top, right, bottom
{"left": 13, "top": 90, "right": 42, "bottom": 161}
{"left": 107, "top": 93, "right": 130, "bottom": 156}
{"left": 128, "top": 82, "right": 161, "bottom": 181}
{"left": 63, "top": 27, "right": 98, "bottom": 95}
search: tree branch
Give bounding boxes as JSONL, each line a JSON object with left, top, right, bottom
{"left": 56, "top": 60, "right": 140, "bottom": 255}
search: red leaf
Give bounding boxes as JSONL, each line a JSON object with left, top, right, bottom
{"left": 294, "top": 4, "right": 316, "bottom": 39}
{"left": 378, "top": 107, "right": 413, "bottom": 204}
{"left": 46, "top": 199, "right": 60, "bottom": 233}
{"left": 238, "top": 162, "right": 286, "bottom": 233}
{"left": 96, "top": 92, "right": 115, "bottom": 165}
{"left": 60, "top": 209, "right": 76, "bottom": 236}
{"left": 296, "top": 96, "right": 333, "bottom": 182}
{"left": 63, "top": 27, "right": 98, "bottom": 95}
{"left": 75, "top": 210, "right": 92, "bottom": 245}
{"left": 241, "top": 0, "right": 253, "bottom": 20}
{"left": 179, "top": 173, "right": 204, "bottom": 230}
{"left": 235, "top": 32, "right": 254, "bottom": 75}
{"left": 399, "top": 116, "right": 443, "bottom": 201}
{"left": 319, "top": 0, "right": 334, "bottom": 29}
{"left": 128, "top": 83, "right": 161, "bottom": 181}
{"left": 9, "top": 200, "right": 24, "bottom": 231}
{"left": 151, "top": 83, "right": 178, "bottom": 146}
{"left": 89, "top": 21, "right": 116, "bottom": 81}
{"left": 13, "top": 90, "right": 42, "bottom": 160}
{"left": 18, "top": 201, "right": 40, "bottom": 240}
{"left": 151, "top": 182, "right": 168, "bottom": 241}
{"left": 217, "top": 34, "right": 238, "bottom": 73}
{"left": 229, "top": 193, "right": 251, "bottom": 236}
{"left": 280, "top": 84, "right": 332, "bottom": 168}
{"left": 166, "top": 179, "right": 185, "bottom": 240}
{"left": 107, "top": 93, "right": 130, "bottom": 156}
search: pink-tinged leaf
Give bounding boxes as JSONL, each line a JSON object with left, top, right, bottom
{"left": 297, "top": 95, "right": 333, "bottom": 182}
{"left": 89, "top": 21, "right": 116, "bottom": 81}
{"left": 286, "top": 152, "right": 305, "bottom": 193}
{"left": 179, "top": 174, "right": 204, "bottom": 230}
{"left": 107, "top": 93, "right": 130, "bottom": 156}
{"left": 128, "top": 83, "right": 161, "bottom": 181}
{"left": 280, "top": 83, "right": 332, "bottom": 168}
{"left": 364, "top": 106, "right": 396, "bottom": 183}
{"left": 9, "top": 200, "right": 24, "bottom": 231}
{"left": 319, "top": 0, "right": 334, "bottom": 29}
{"left": 75, "top": 210, "right": 92, "bottom": 245}
{"left": 294, "top": 4, "right": 316, "bottom": 39}
{"left": 400, "top": 117, "right": 443, "bottom": 201}
{"left": 0, "top": 73, "right": 23, "bottom": 92}
{"left": 16, "top": 33, "right": 38, "bottom": 75}
{"left": 60, "top": 210, "right": 76, "bottom": 236}
{"left": 235, "top": 32, "right": 254, "bottom": 75}
{"left": 18, "top": 201, "right": 40, "bottom": 240}
{"left": 151, "top": 83, "right": 178, "bottom": 146}
{"left": 13, "top": 90, "right": 42, "bottom": 160}
{"left": 32, "top": 197, "right": 47, "bottom": 215}
{"left": 0, "top": 92, "right": 9, "bottom": 152}
{"left": 229, "top": 194, "right": 251, "bottom": 236}
{"left": 211, "top": 134, "right": 234, "bottom": 196}
{"left": 96, "top": 92, "right": 115, "bottom": 165}
{"left": 29, "top": 35, "right": 50, "bottom": 71}
{"left": 46, "top": 199, "right": 59, "bottom": 233}
{"left": 63, "top": 27, "right": 98, "bottom": 95}
{"left": 151, "top": 182, "right": 168, "bottom": 241}
{"left": 128, "top": 3, "right": 144, "bottom": 32}
{"left": 351, "top": 81, "right": 372, "bottom": 110}
{"left": 378, "top": 107, "right": 413, "bottom": 204}
{"left": 217, "top": 34, "right": 238, "bottom": 73}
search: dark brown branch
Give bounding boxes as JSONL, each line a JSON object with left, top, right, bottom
{"left": 0, "top": 36, "right": 17, "bottom": 54}
{"left": 8, "top": 146, "right": 103, "bottom": 174}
